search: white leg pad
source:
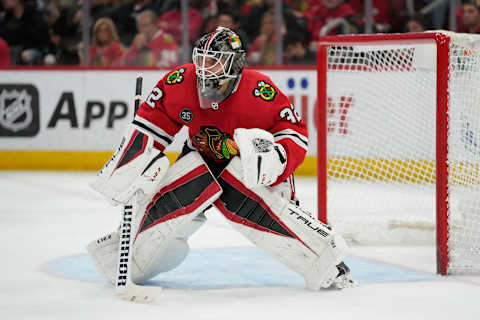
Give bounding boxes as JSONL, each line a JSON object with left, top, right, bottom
{"left": 87, "top": 232, "right": 121, "bottom": 284}
{"left": 87, "top": 152, "right": 221, "bottom": 284}
{"left": 86, "top": 229, "right": 198, "bottom": 284}
{"left": 214, "top": 157, "right": 349, "bottom": 290}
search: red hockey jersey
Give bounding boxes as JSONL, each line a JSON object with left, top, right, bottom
{"left": 134, "top": 63, "right": 308, "bottom": 186}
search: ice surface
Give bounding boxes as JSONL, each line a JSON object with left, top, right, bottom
{"left": 1, "top": 172, "right": 479, "bottom": 320}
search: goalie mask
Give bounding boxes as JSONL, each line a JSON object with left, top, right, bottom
{"left": 192, "top": 27, "right": 246, "bottom": 109}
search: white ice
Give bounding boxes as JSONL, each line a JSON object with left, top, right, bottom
{"left": 1, "top": 171, "right": 479, "bottom": 320}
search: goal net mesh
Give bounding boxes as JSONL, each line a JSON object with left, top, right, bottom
{"left": 323, "top": 33, "right": 480, "bottom": 274}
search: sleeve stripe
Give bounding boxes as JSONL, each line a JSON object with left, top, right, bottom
{"left": 133, "top": 120, "right": 172, "bottom": 146}
{"left": 134, "top": 115, "right": 175, "bottom": 141}
{"left": 275, "top": 135, "right": 308, "bottom": 151}
{"left": 274, "top": 132, "right": 308, "bottom": 145}
{"left": 132, "top": 117, "right": 173, "bottom": 146}
{"left": 273, "top": 130, "right": 308, "bottom": 150}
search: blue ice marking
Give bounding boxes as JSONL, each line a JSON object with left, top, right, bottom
{"left": 46, "top": 247, "right": 436, "bottom": 289}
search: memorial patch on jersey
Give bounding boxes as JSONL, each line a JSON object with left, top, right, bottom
{"left": 180, "top": 108, "right": 193, "bottom": 123}
{"left": 252, "top": 80, "right": 277, "bottom": 101}
{"left": 166, "top": 67, "right": 186, "bottom": 85}
{"left": 192, "top": 126, "right": 239, "bottom": 161}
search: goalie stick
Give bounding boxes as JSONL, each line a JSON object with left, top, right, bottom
{"left": 115, "top": 76, "right": 162, "bottom": 302}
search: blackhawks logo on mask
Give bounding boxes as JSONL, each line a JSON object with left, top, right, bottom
{"left": 227, "top": 31, "right": 242, "bottom": 50}
{"left": 252, "top": 80, "right": 277, "bottom": 101}
{"left": 192, "top": 126, "right": 239, "bottom": 161}
{"left": 166, "top": 67, "right": 186, "bottom": 85}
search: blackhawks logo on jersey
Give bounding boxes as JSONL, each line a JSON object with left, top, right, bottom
{"left": 252, "top": 80, "right": 277, "bottom": 101}
{"left": 166, "top": 67, "right": 186, "bottom": 85}
{"left": 192, "top": 126, "right": 239, "bottom": 161}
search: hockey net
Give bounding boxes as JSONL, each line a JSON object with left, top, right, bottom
{"left": 317, "top": 32, "right": 480, "bottom": 275}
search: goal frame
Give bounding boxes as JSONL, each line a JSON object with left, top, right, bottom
{"left": 316, "top": 32, "right": 451, "bottom": 275}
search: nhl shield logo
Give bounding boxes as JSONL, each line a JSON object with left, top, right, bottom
{"left": 0, "top": 85, "right": 39, "bottom": 136}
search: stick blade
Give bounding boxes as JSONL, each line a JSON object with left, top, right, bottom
{"left": 118, "top": 283, "right": 162, "bottom": 303}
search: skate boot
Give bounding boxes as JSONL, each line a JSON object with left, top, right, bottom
{"left": 330, "top": 261, "right": 358, "bottom": 289}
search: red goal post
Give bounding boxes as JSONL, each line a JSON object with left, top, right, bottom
{"left": 316, "top": 32, "right": 480, "bottom": 275}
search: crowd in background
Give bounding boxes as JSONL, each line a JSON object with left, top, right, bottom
{"left": 1, "top": 0, "right": 480, "bottom": 67}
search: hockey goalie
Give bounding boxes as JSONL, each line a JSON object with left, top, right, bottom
{"left": 87, "top": 27, "right": 356, "bottom": 291}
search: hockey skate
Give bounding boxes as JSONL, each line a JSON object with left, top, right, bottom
{"left": 329, "top": 261, "right": 358, "bottom": 289}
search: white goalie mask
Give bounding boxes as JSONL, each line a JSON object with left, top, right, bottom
{"left": 192, "top": 27, "right": 246, "bottom": 109}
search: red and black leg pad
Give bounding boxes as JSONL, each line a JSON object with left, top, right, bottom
{"left": 116, "top": 130, "right": 149, "bottom": 170}
{"left": 214, "top": 169, "right": 295, "bottom": 238}
{"left": 138, "top": 164, "right": 221, "bottom": 234}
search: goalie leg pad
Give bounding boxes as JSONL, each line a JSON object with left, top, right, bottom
{"left": 214, "top": 157, "right": 348, "bottom": 290}
{"left": 90, "top": 124, "right": 170, "bottom": 205}
{"left": 88, "top": 152, "right": 221, "bottom": 284}
{"left": 87, "top": 232, "right": 121, "bottom": 284}
{"left": 133, "top": 151, "right": 221, "bottom": 282}
{"left": 87, "top": 229, "right": 199, "bottom": 284}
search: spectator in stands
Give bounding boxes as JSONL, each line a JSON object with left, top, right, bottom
{"left": 0, "top": 37, "right": 10, "bottom": 66}
{"left": 46, "top": 1, "right": 86, "bottom": 65}
{"left": 238, "top": 0, "right": 261, "bottom": 16}
{"left": 203, "top": 10, "right": 250, "bottom": 49}
{"left": 306, "top": 0, "right": 358, "bottom": 41}
{"left": 423, "top": 0, "right": 448, "bottom": 30}
{"left": 217, "top": 11, "right": 237, "bottom": 30}
{"left": 283, "top": 33, "right": 315, "bottom": 65}
{"left": 89, "top": 0, "right": 114, "bottom": 22}
{"left": 214, "top": 0, "right": 246, "bottom": 14}
{"left": 65, "top": 0, "right": 114, "bottom": 45}
{"left": 124, "top": 10, "right": 179, "bottom": 68}
{"left": 0, "top": 0, "right": 49, "bottom": 65}
{"left": 456, "top": 1, "right": 480, "bottom": 32}
{"left": 43, "top": 1, "right": 62, "bottom": 65}
{"left": 349, "top": 0, "right": 390, "bottom": 32}
{"left": 247, "top": 10, "right": 283, "bottom": 65}
{"left": 240, "top": 0, "right": 306, "bottom": 47}
{"left": 461, "top": 2, "right": 480, "bottom": 34}
{"left": 157, "top": 1, "right": 204, "bottom": 44}
{"left": 287, "top": 0, "right": 310, "bottom": 16}
{"left": 184, "top": 0, "right": 244, "bottom": 18}
{"left": 387, "top": 0, "right": 408, "bottom": 32}
{"left": 405, "top": 13, "right": 428, "bottom": 33}
{"left": 86, "top": 17, "right": 125, "bottom": 66}
{"left": 111, "top": 0, "right": 158, "bottom": 46}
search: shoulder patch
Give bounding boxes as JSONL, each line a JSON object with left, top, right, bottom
{"left": 166, "top": 67, "right": 186, "bottom": 85}
{"left": 252, "top": 80, "right": 277, "bottom": 101}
